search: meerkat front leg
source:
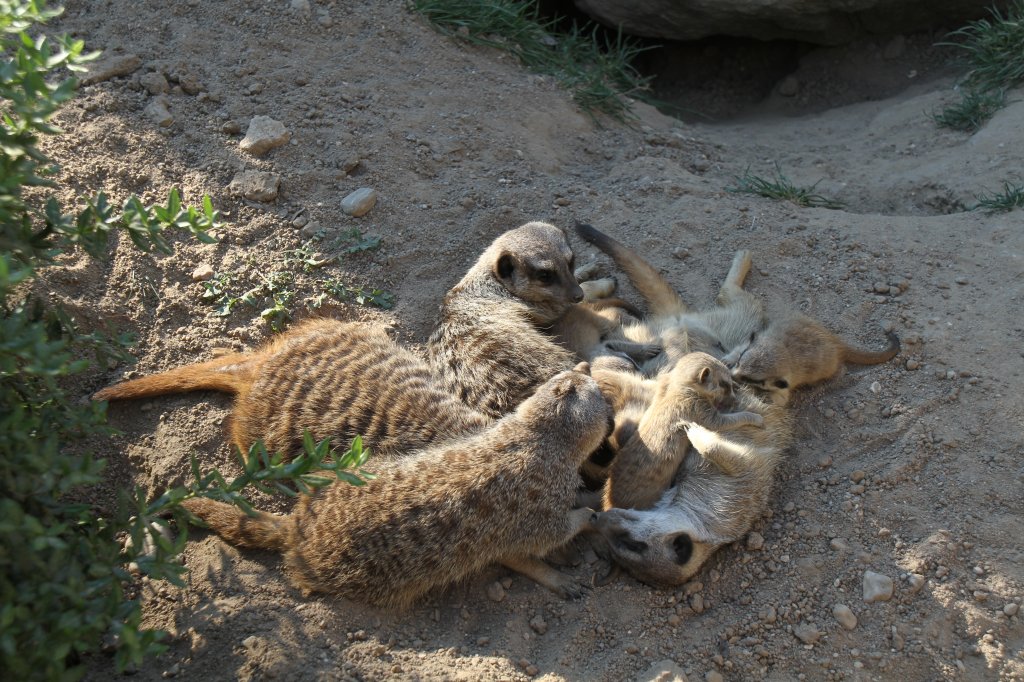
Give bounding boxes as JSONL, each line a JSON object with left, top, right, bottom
{"left": 500, "top": 508, "right": 597, "bottom": 599}
{"left": 580, "top": 277, "right": 617, "bottom": 301}
{"left": 703, "top": 409, "right": 764, "bottom": 430}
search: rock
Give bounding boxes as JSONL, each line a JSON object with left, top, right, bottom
{"left": 144, "top": 97, "right": 173, "bottom": 127}
{"left": 793, "top": 623, "right": 821, "bottom": 645}
{"left": 529, "top": 615, "right": 548, "bottom": 635}
{"left": 290, "top": 0, "right": 312, "bottom": 12}
{"left": 485, "top": 581, "right": 505, "bottom": 602}
{"left": 228, "top": 170, "right": 281, "bottom": 202}
{"left": 778, "top": 75, "right": 799, "bottom": 97}
{"left": 341, "top": 187, "right": 378, "bottom": 217}
{"left": 299, "top": 221, "right": 321, "bottom": 240}
{"left": 746, "top": 531, "right": 764, "bottom": 550}
{"left": 905, "top": 359, "right": 920, "bottom": 370}
{"left": 191, "top": 264, "right": 215, "bottom": 282}
{"left": 690, "top": 593, "right": 705, "bottom": 614}
{"left": 1004, "top": 603, "right": 1020, "bottom": 617}
{"left": 850, "top": 470, "right": 865, "bottom": 483}
{"left": 705, "top": 672, "right": 723, "bottom": 682}
{"left": 81, "top": 53, "right": 142, "bottom": 85}
{"left": 572, "top": 0, "right": 995, "bottom": 44}
{"left": 874, "top": 281, "right": 890, "bottom": 294}
{"left": 241, "top": 635, "right": 259, "bottom": 650}
{"left": 140, "top": 71, "right": 169, "bottom": 95}
{"left": 907, "top": 573, "right": 926, "bottom": 593}
{"left": 221, "top": 120, "right": 242, "bottom": 135}
{"left": 239, "top": 116, "right": 290, "bottom": 156}
{"left": 863, "top": 570, "right": 894, "bottom": 603}
{"left": 161, "top": 663, "right": 180, "bottom": 678}
{"left": 833, "top": 604, "right": 858, "bottom": 630}
{"left": 635, "top": 659, "right": 689, "bottom": 682}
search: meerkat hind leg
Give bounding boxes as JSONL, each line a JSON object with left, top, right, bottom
{"left": 716, "top": 250, "right": 753, "bottom": 304}
{"left": 500, "top": 508, "right": 596, "bottom": 599}
{"left": 580, "top": 277, "right": 617, "bottom": 300}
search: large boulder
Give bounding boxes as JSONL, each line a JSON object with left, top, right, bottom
{"left": 573, "top": 0, "right": 998, "bottom": 44}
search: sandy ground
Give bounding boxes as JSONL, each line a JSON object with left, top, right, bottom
{"left": 36, "top": 1, "right": 1023, "bottom": 680}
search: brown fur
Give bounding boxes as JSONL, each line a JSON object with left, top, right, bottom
{"left": 183, "top": 366, "right": 612, "bottom": 609}
{"left": 596, "top": 352, "right": 763, "bottom": 511}
{"left": 427, "top": 221, "right": 583, "bottom": 418}
{"left": 94, "top": 319, "right": 491, "bottom": 459}
{"left": 721, "top": 315, "right": 901, "bottom": 405}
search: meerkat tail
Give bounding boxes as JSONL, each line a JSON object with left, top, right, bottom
{"left": 575, "top": 223, "right": 688, "bottom": 317}
{"left": 92, "top": 352, "right": 259, "bottom": 401}
{"left": 181, "top": 498, "right": 289, "bottom": 551}
{"left": 841, "top": 331, "right": 901, "bottom": 365}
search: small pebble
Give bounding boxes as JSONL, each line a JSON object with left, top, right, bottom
{"left": 671, "top": 247, "right": 690, "bottom": 260}
{"left": 161, "top": 663, "right": 180, "bottom": 678}
{"left": 850, "top": 470, "right": 865, "bottom": 483}
{"left": 341, "top": 187, "right": 378, "bottom": 217}
{"left": 746, "top": 532, "right": 764, "bottom": 551}
{"left": 221, "top": 120, "right": 242, "bottom": 135}
{"left": 793, "top": 623, "right": 820, "bottom": 645}
{"left": 140, "top": 71, "right": 169, "bottom": 95}
{"left": 905, "top": 359, "right": 920, "bottom": 371}
{"left": 144, "top": 97, "right": 173, "bottom": 127}
{"left": 873, "top": 282, "right": 890, "bottom": 294}
{"left": 228, "top": 170, "right": 281, "bottom": 202}
{"left": 706, "top": 672, "right": 724, "bottom": 682}
{"left": 299, "top": 221, "right": 321, "bottom": 240}
{"left": 863, "top": 570, "right": 894, "bottom": 603}
{"left": 907, "top": 573, "right": 925, "bottom": 593}
{"left": 870, "top": 381, "right": 881, "bottom": 394}
{"left": 833, "top": 604, "right": 858, "bottom": 630}
{"left": 529, "top": 615, "right": 548, "bottom": 635}
{"left": 1004, "top": 603, "right": 1020, "bottom": 617}
{"left": 82, "top": 53, "right": 142, "bottom": 85}
{"left": 485, "top": 581, "right": 505, "bottom": 602}
{"left": 292, "top": 215, "right": 309, "bottom": 228}
{"left": 192, "top": 264, "right": 214, "bottom": 282}
{"left": 239, "top": 116, "right": 290, "bottom": 156}
{"left": 830, "top": 537, "right": 850, "bottom": 552}
{"left": 637, "top": 659, "right": 688, "bottom": 682}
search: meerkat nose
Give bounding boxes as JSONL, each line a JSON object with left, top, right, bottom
{"left": 571, "top": 287, "right": 585, "bottom": 303}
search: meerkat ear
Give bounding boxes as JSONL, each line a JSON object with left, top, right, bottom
{"left": 773, "top": 379, "right": 789, "bottom": 389}
{"left": 495, "top": 253, "right": 515, "bottom": 281}
{"left": 697, "top": 366, "right": 711, "bottom": 385}
{"left": 573, "top": 361, "right": 591, "bottom": 375}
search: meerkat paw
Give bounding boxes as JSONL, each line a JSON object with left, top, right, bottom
{"left": 500, "top": 556, "right": 591, "bottom": 599}
{"left": 573, "top": 260, "right": 602, "bottom": 282}
{"left": 580, "top": 277, "right": 617, "bottom": 300}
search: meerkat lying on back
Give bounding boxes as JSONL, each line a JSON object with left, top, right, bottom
{"left": 427, "top": 221, "right": 590, "bottom": 417}
{"left": 595, "top": 352, "right": 763, "bottom": 511}
{"left": 575, "top": 224, "right": 900, "bottom": 404}
{"left": 183, "top": 365, "right": 612, "bottom": 609}
{"left": 593, "top": 386, "right": 792, "bottom": 586}
{"left": 93, "top": 320, "right": 491, "bottom": 459}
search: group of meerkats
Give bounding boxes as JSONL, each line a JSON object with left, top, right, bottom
{"left": 94, "top": 222, "right": 900, "bottom": 609}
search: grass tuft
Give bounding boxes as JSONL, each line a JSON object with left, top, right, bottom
{"left": 973, "top": 180, "right": 1024, "bottom": 212}
{"left": 411, "top": 0, "right": 652, "bottom": 120}
{"left": 935, "top": 0, "right": 1024, "bottom": 131}
{"left": 726, "top": 164, "right": 844, "bottom": 210}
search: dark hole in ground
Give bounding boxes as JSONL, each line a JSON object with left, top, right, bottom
{"left": 539, "top": 0, "right": 959, "bottom": 123}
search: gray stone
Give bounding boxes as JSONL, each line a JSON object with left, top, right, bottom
{"left": 778, "top": 75, "right": 799, "bottom": 97}
{"left": 82, "top": 53, "right": 142, "bottom": 85}
{"left": 485, "top": 581, "right": 505, "bottom": 602}
{"left": 144, "top": 97, "right": 173, "bottom": 127}
{"left": 863, "top": 570, "right": 894, "bottom": 603}
{"left": 793, "top": 622, "right": 821, "bottom": 644}
{"left": 140, "top": 71, "right": 169, "bottom": 95}
{"left": 1004, "top": 603, "right": 1020, "bottom": 617}
{"left": 635, "top": 659, "right": 688, "bottom": 682}
{"left": 239, "top": 116, "right": 290, "bottom": 156}
{"left": 528, "top": 615, "right": 548, "bottom": 635}
{"left": 228, "top": 170, "right": 281, "bottom": 202}
{"left": 746, "top": 531, "right": 764, "bottom": 550}
{"left": 573, "top": 0, "right": 995, "bottom": 44}
{"left": 341, "top": 187, "right": 378, "bottom": 217}
{"left": 833, "top": 603, "right": 858, "bottom": 630}
{"left": 299, "top": 221, "right": 321, "bottom": 240}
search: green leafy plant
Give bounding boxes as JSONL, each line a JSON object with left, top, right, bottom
{"left": 412, "top": 0, "right": 652, "bottom": 119}
{"left": 935, "top": 0, "right": 1024, "bottom": 131}
{"left": 0, "top": 2, "right": 373, "bottom": 678}
{"left": 972, "top": 179, "right": 1024, "bottom": 212}
{"left": 318, "top": 276, "right": 395, "bottom": 310}
{"left": 726, "top": 163, "right": 844, "bottom": 209}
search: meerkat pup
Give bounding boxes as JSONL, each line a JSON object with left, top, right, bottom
{"left": 183, "top": 364, "right": 612, "bottom": 609}
{"left": 426, "top": 221, "right": 587, "bottom": 417}
{"left": 596, "top": 352, "right": 763, "bottom": 511}
{"left": 721, "top": 315, "right": 901, "bottom": 405}
{"left": 93, "top": 319, "right": 491, "bottom": 459}
{"left": 592, "top": 386, "right": 792, "bottom": 586}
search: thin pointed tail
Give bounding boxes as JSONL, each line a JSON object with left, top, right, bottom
{"left": 575, "top": 223, "right": 688, "bottom": 317}
{"left": 843, "top": 331, "right": 901, "bottom": 365}
{"left": 182, "top": 498, "right": 289, "bottom": 551}
{"left": 93, "top": 352, "right": 259, "bottom": 401}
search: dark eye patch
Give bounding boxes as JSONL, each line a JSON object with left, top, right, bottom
{"left": 535, "top": 269, "right": 556, "bottom": 285}
{"left": 773, "top": 379, "right": 789, "bottom": 389}
{"left": 614, "top": 533, "right": 647, "bottom": 554}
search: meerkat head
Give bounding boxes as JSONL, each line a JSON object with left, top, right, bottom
{"left": 722, "top": 330, "right": 793, "bottom": 405}
{"left": 488, "top": 221, "right": 584, "bottom": 324}
{"left": 593, "top": 500, "right": 723, "bottom": 587}
{"left": 670, "top": 351, "right": 739, "bottom": 411}
{"left": 522, "top": 362, "right": 612, "bottom": 462}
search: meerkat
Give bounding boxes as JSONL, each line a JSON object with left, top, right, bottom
{"left": 93, "top": 319, "right": 491, "bottom": 459}
{"left": 596, "top": 352, "right": 763, "bottom": 511}
{"left": 592, "top": 385, "right": 793, "bottom": 586}
{"left": 575, "top": 224, "right": 899, "bottom": 404}
{"left": 721, "top": 315, "right": 901, "bottom": 405}
{"left": 182, "top": 364, "right": 612, "bottom": 609}
{"left": 426, "top": 221, "right": 588, "bottom": 418}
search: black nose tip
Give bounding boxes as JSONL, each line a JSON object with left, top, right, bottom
{"left": 572, "top": 289, "right": 585, "bottom": 303}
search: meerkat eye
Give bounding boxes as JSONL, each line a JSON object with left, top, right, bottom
{"left": 773, "top": 379, "right": 789, "bottom": 389}
{"left": 749, "top": 331, "right": 757, "bottom": 343}
{"left": 568, "top": 255, "right": 576, "bottom": 272}
{"left": 614, "top": 533, "right": 647, "bottom": 554}
{"left": 535, "top": 269, "right": 556, "bottom": 285}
